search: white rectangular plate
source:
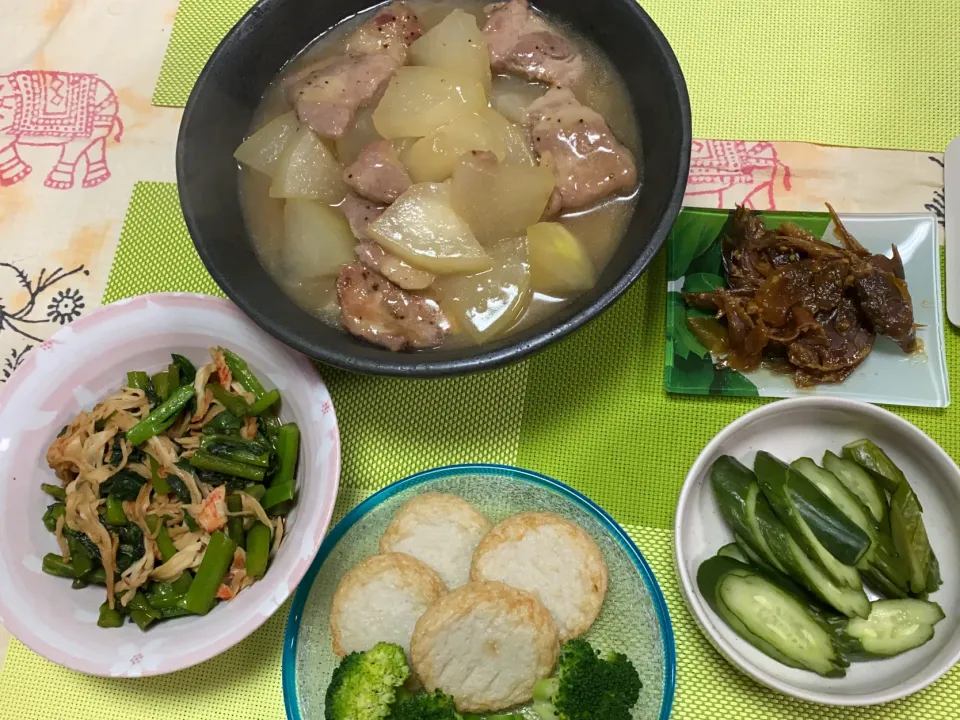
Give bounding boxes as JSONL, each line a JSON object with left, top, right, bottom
{"left": 665, "top": 210, "right": 949, "bottom": 407}
{"left": 760, "top": 214, "right": 949, "bottom": 407}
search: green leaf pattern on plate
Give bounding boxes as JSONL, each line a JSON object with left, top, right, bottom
{"left": 686, "top": 241, "right": 723, "bottom": 277}
{"left": 682, "top": 272, "right": 725, "bottom": 294}
{"left": 667, "top": 293, "right": 706, "bottom": 361}
{"left": 666, "top": 211, "right": 729, "bottom": 281}
{"left": 665, "top": 354, "right": 717, "bottom": 395}
{"left": 665, "top": 208, "right": 796, "bottom": 398}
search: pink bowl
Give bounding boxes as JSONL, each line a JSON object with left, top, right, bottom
{"left": 0, "top": 293, "right": 341, "bottom": 676}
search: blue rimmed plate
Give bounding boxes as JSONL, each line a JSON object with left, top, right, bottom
{"left": 282, "top": 464, "right": 675, "bottom": 720}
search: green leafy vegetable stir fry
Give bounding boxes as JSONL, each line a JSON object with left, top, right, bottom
{"left": 42, "top": 347, "right": 298, "bottom": 630}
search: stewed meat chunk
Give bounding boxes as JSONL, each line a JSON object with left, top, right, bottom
{"left": 343, "top": 140, "right": 412, "bottom": 203}
{"left": 526, "top": 88, "right": 637, "bottom": 210}
{"left": 355, "top": 241, "right": 435, "bottom": 291}
{"left": 851, "top": 256, "right": 917, "bottom": 352}
{"left": 288, "top": 53, "right": 399, "bottom": 138}
{"left": 337, "top": 263, "right": 448, "bottom": 350}
{"left": 341, "top": 192, "right": 387, "bottom": 240}
{"left": 482, "top": 0, "right": 583, "bottom": 86}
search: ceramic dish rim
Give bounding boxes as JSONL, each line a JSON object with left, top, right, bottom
{"left": 282, "top": 462, "right": 676, "bottom": 720}
{"left": 673, "top": 396, "right": 960, "bottom": 706}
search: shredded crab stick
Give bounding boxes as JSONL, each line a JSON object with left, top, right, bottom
{"left": 39, "top": 348, "right": 297, "bottom": 629}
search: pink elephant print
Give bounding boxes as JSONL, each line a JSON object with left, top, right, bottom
{"left": 0, "top": 71, "right": 122, "bottom": 190}
{"left": 684, "top": 140, "right": 792, "bottom": 210}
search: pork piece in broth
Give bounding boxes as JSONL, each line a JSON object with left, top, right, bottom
{"left": 343, "top": 139, "right": 412, "bottom": 203}
{"left": 526, "top": 88, "right": 637, "bottom": 210}
{"left": 482, "top": 0, "right": 583, "bottom": 87}
{"left": 344, "top": 1, "right": 424, "bottom": 64}
{"left": 342, "top": 192, "right": 387, "bottom": 240}
{"left": 337, "top": 263, "right": 449, "bottom": 350}
{"left": 285, "top": 2, "right": 425, "bottom": 138}
{"left": 287, "top": 53, "right": 400, "bottom": 138}
{"left": 355, "top": 241, "right": 435, "bottom": 290}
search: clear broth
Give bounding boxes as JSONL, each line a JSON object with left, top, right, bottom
{"left": 239, "top": 0, "right": 642, "bottom": 347}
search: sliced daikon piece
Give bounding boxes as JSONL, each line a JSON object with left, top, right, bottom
{"left": 234, "top": 112, "right": 299, "bottom": 176}
{"left": 282, "top": 199, "right": 357, "bottom": 279}
{"left": 435, "top": 236, "right": 531, "bottom": 343}
{"left": 402, "top": 111, "right": 507, "bottom": 183}
{"left": 489, "top": 75, "right": 547, "bottom": 124}
{"left": 501, "top": 122, "right": 535, "bottom": 166}
{"left": 270, "top": 127, "right": 346, "bottom": 203}
{"left": 366, "top": 182, "right": 491, "bottom": 274}
{"left": 526, "top": 222, "right": 596, "bottom": 294}
{"left": 372, "top": 66, "right": 487, "bottom": 139}
{"left": 450, "top": 153, "right": 555, "bottom": 244}
{"left": 410, "top": 9, "right": 491, "bottom": 90}
{"left": 477, "top": 108, "right": 534, "bottom": 166}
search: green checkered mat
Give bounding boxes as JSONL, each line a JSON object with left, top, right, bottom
{"left": 2, "top": 180, "right": 959, "bottom": 718}
{"left": 153, "top": 0, "right": 960, "bottom": 152}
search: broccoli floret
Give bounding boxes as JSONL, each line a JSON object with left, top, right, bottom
{"left": 389, "top": 689, "right": 461, "bottom": 720}
{"left": 325, "top": 642, "right": 410, "bottom": 720}
{"left": 532, "top": 639, "right": 642, "bottom": 720}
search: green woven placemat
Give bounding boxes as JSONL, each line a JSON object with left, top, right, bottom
{"left": 153, "top": 0, "right": 960, "bottom": 152}
{"left": 152, "top": 0, "right": 251, "bottom": 107}
{"left": 2, "top": 181, "right": 960, "bottom": 719}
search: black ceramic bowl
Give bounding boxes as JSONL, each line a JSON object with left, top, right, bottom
{"left": 177, "top": 0, "right": 691, "bottom": 377}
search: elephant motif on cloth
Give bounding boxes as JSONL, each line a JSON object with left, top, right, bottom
{"left": 0, "top": 71, "right": 122, "bottom": 190}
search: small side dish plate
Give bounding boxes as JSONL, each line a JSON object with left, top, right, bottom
{"left": 665, "top": 208, "right": 948, "bottom": 407}
{"left": 674, "top": 398, "right": 960, "bottom": 705}
{"left": 282, "top": 464, "right": 675, "bottom": 720}
{"left": 0, "top": 293, "right": 341, "bottom": 676}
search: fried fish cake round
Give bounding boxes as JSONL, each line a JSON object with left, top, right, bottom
{"left": 380, "top": 492, "right": 492, "bottom": 588}
{"left": 411, "top": 581, "right": 559, "bottom": 713}
{"left": 330, "top": 552, "right": 446, "bottom": 657}
{"left": 470, "top": 511, "right": 608, "bottom": 640}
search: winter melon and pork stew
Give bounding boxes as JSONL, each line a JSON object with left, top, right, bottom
{"left": 235, "top": 0, "right": 640, "bottom": 351}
